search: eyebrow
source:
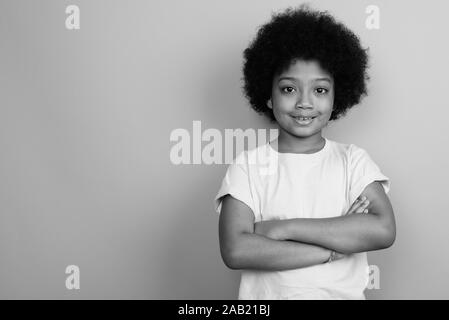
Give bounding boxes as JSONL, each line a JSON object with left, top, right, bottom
{"left": 278, "top": 76, "right": 332, "bottom": 83}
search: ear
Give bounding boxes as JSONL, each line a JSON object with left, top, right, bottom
{"left": 266, "top": 99, "right": 273, "bottom": 109}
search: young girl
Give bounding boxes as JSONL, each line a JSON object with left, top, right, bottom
{"left": 214, "top": 6, "right": 396, "bottom": 299}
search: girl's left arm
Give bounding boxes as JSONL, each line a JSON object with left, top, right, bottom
{"left": 255, "top": 181, "right": 396, "bottom": 254}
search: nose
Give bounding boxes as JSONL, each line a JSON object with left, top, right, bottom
{"left": 296, "top": 93, "right": 313, "bottom": 109}
{"left": 295, "top": 101, "right": 313, "bottom": 109}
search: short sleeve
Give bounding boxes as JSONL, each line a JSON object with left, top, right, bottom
{"left": 349, "top": 145, "right": 391, "bottom": 204}
{"left": 213, "top": 152, "right": 256, "bottom": 215}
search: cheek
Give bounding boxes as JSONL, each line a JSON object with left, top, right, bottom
{"left": 272, "top": 98, "right": 292, "bottom": 115}
{"left": 317, "top": 96, "right": 334, "bottom": 113}
{"left": 274, "top": 93, "right": 292, "bottom": 105}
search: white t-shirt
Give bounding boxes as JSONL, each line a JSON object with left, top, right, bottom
{"left": 213, "top": 137, "right": 390, "bottom": 300}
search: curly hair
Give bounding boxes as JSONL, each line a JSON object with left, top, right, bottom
{"left": 242, "top": 5, "right": 369, "bottom": 122}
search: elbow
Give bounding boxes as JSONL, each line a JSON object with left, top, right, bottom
{"left": 220, "top": 231, "right": 255, "bottom": 270}
{"left": 378, "top": 223, "right": 396, "bottom": 249}
{"left": 385, "top": 227, "right": 396, "bottom": 248}
{"left": 220, "top": 239, "right": 247, "bottom": 270}
{"left": 222, "top": 253, "right": 240, "bottom": 270}
{"left": 221, "top": 247, "right": 244, "bottom": 270}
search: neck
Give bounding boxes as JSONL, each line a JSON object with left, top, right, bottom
{"left": 275, "top": 127, "right": 325, "bottom": 154}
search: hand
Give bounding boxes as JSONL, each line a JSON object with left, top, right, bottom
{"left": 326, "top": 250, "right": 347, "bottom": 263}
{"left": 333, "top": 251, "right": 346, "bottom": 261}
{"left": 346, "top": 196, "right": 370, "bottom": 215}
{"left": 254, "top": 220, "right": 282, "bottom": 240}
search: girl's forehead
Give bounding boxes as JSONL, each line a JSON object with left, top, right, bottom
{"left": 276, "top": 59, "right": 333, "bottom": 81}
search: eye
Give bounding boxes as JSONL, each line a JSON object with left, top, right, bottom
{"left": 281, "top": 86, "right": 296, "bottom": 94}
{"left": 315, "top": 87, "right": 328, "bottom": 94}
{"left": 315, "top": 87, "right": 329, "bottom": 94}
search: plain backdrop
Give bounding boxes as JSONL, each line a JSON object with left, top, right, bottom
{"left": 1, "top": 0, "right": 448, "bottom": 299}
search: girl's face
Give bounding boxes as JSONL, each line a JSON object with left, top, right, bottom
{"left": 268, "top": 59, "right": 334, "bottom": 142}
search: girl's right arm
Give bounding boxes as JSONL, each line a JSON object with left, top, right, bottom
{"left": 219, "top": 194, "right": 332, "bottom": 271}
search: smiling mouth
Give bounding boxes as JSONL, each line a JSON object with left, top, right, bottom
{"left": 291, "top": 115, "right": 316, "bottom": 125}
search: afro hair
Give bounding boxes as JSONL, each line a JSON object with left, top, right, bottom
{"left": 242, "top": 5, "right": 369, "bottom": 122}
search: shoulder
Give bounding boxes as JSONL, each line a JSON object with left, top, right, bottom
{"left": 325, "top": 139, "right": 378, "bottom": 172}
{"left": 325, "top": 138, "right": 355, "bottom": 159}
{"left": 229, "top": 143, "right": 277, "bottom": 180}
{"left": 328, "top": 139, "right": 370, "bottom": 159}
{"left": 348, "top": 143, "right": 374, "bottom": 165}
{"left": 233, "top": 143, "right": 271, "bottom": 165}
{"left": 227, "top": 143, "right": 265, "bottom": 172}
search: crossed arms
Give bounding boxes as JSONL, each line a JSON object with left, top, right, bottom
{"left": 218, "top": 181, "right": 396, "bottom": 271}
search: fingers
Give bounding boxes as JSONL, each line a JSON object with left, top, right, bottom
{"left": 333, "top": 252, "right": 346, "bottom": 261}
{"left": 348, "top": 196, "right": 370, "bottom": 214}
{"left": 358, "top": 197, "right": 370, "bottom": 213}
{"left": 355, "top": 197, "right": 369, "bottom": 213}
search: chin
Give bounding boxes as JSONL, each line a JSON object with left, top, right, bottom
{"left": 286, "top": 127, "right": 317, "bottom": 138}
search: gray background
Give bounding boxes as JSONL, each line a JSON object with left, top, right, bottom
{"left": 0, "top": 0, "right": 448, "bottom": 299}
